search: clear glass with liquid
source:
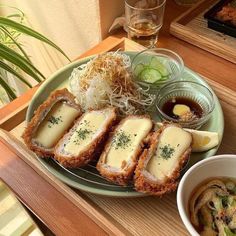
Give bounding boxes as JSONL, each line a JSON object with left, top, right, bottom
{"left": 125, "top": 0, "right": 166, "bottom": 48}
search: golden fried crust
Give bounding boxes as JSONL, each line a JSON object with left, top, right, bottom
{"left": 54, "top": 108, "right": 117, "bottom": 168}
{"left": 134, "top": 123, "right": 192, "bottom": 196}
{"left": 22, "top": 89, "right": 81, "bottom": 157}
{"left": 96, "top": 115, "right": 153, "bottom": 186}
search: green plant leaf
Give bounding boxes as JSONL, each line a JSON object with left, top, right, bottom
{"left": 0, "top": 26, "right": 32, "bottom": 62}
{"left": 0, "top": 17, "right": 71, "bottom": 61}
{"left": 7, "top": 14, "right": 23, "bottom": 19}
{"left": 0, "top": 75, "right": 17, "bottom": 99}
{"left": 0, "top": 43, "right": 45, "bottom": 82}
{"left": 0, "top": 60, "right": 32, "bottom": 88}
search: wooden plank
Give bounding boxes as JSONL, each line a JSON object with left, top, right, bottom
{"left": 76, "top": 36, "right": 126, "bottom": 60}
{"left": 0, "top": 86, "right": 38, "bottom": 131}
{"left": 175, "top": 0, "right": 216, "bottom": 25}
{"left": 0, "top": 131, "right": 130, "bottom": 236}
{"left": 76, "top": 37, "right": 145, "bottom": 58}
{"left": 170, "top": 0, "right": 236, "bottom": 64}
{"left": 0, "top": 102, "right": 28, "bottom": 131}
{"left": 0, "top": 140, "right": 124, "bottom": 236}
{"left": 0, "top": 141, "right": 106, "bottom": 236}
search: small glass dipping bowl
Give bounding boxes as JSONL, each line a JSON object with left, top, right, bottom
{"left": 131, "top": 48, "right": 184, "bottom": 93}
{"left": 155, "top": 81, "right": 215, "bottom": 129}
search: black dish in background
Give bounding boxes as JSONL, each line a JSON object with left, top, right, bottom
{"left": 204, "top": 0, "right": 236, "bottom": 38}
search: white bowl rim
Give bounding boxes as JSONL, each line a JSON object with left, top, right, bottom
{"left": 177, "top": 154, "right": 236, "bottom": 236}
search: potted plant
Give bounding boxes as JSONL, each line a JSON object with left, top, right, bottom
{"left": 0, "top": 6, "right": 70, "bottom": 106}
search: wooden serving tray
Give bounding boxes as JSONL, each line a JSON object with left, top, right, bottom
{"left": 170, "top": 0, "right": 236, "bottom": 64}
{"left": 1, "top": 37, "right": 236, "bottom": 236}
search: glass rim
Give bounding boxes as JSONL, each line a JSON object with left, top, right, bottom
{"left": 131, "top": 48, "right": 184, "bottom": 70}
{"left": 125, "top": 0, "right": 166, "bottom": 11}
{"left": 157, "top": 80, "right": 214, "bottom": 99}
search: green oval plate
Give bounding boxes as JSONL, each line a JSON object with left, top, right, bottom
{"left": 26, "top": 52, "right": 224, "bottom": 197}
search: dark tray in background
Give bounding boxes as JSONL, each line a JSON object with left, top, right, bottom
{"left": 204, "top": 0, "right": 236, "bottom": 38}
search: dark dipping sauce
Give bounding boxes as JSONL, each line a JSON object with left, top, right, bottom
{"left": 162, "top": 97, "right": 203, "bottom": 120}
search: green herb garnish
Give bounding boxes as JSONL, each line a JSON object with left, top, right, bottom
{"left": 159, "top": 144, "right": 175, "bottom": 160}
{"left": 82, "top": 119, "right": 90, "bottom": 125}
{"left": 76, "top": 128, "right": 92, "bottom": 140}
{"left": 47, "top": 115, "right": 63, "bottom": 128}
{"left": 73, "top": 128, "right": 92, "bottom": 145}
{"left": 112, "top": 131, "right": 131, "bottom": 150}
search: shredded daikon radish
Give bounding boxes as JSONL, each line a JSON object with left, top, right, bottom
{"left": 69, "top": 52, "right": 155, "bottom": 116}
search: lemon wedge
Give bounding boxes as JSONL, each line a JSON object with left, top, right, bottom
{"left": 184, "top": 129, "right": 219, "bottom": 152}
{"left": 156, "top": 123, "right": 219, "bottom": 152}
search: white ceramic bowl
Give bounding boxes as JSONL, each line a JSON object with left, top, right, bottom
{"left": 177, "top": 154, "right": 236, "bottom": 236}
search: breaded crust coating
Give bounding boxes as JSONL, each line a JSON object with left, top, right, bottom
{"left": 54, "top": 108, "right": 117, "bottom": 168}
{"left": 22, "top": 88, "right": 81, "bottom": 157}
{"left": 134, "top": 123, "right": 192, "bottom": 196}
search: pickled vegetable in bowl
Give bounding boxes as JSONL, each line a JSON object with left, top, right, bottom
{"left": 131, "top": 48, "right": 184, "bottom": 90}
{"left": 134, "top": 57, "right": 170, "bottom": 83}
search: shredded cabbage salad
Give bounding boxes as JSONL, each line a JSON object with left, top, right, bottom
{"left": 69, "top": 52, "right": 155, "bottom": 116}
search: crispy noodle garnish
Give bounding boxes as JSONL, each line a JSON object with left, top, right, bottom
{"left": 69, "top": 52, "right": 155, "bottom": 116}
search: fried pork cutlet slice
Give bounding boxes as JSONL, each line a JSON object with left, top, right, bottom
{"left": 54, "top": 107, "right": 117, "bottom": 168}
{"left": 134, "top": 123, "right": 192, "bottom": 196}
{"left": 23, "top": 89, "right": 82, "bottom": 157}
{"left": 97, "top": 116, "right": 153, "bottom": 186}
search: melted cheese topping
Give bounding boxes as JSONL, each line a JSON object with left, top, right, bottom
{"left": 64, "top": 109, "right": 112, "bottom": 155}
{"left": 146, "top": 126, "right": 192, "bottom": 180}
{"left": 105, "top": 118, "right": 152, "bottom": 169}
{"left": 34, "top": 102, "right": 80, "bottom": 148}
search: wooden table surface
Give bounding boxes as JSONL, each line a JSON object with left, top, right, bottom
{"left": 1, "top": 0, "right": 236, "bottom": 235}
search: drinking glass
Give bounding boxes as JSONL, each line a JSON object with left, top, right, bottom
{"left": 125, "top": 0, "right": 166, "bottom": 48}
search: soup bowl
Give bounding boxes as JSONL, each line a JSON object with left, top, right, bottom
{"left": 177, "top": 154, "right": 236, "bottom": 236}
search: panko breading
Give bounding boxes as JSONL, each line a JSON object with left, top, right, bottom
{"left": 22, "top": 89, "right": 81, "bottom": 157}
{"left": 134, "top": 123, "right": 192, "bottom": 196}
